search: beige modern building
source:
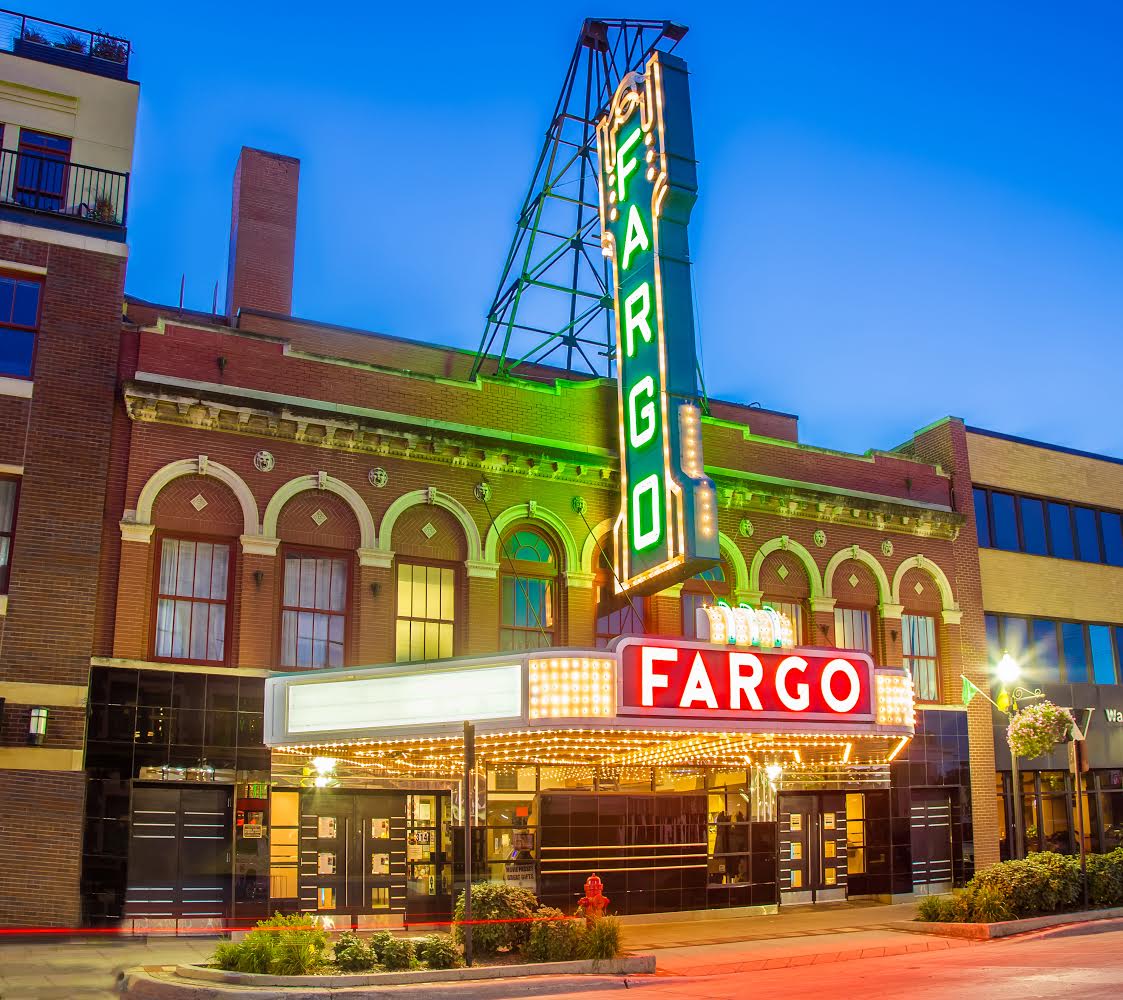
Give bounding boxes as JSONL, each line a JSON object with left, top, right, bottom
{"left": 966, "top": 427, "right": 1123, "bottom": 858}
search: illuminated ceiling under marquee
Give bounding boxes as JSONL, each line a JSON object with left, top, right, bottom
{"left": 265, "top": 635, "right": 915, "bottom": 774}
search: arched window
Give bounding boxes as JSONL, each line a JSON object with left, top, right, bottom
{"left": 499, "top": 528, "right": 558, "bottom": 650}
{"left": 593, "top": 544, "right": 645, "bottom": 648}
{"left": 681, "top": 562, "right": 728, "bottom": 638}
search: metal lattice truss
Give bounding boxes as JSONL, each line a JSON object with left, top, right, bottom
{"left": 472, "top": 18, "right": 688, "bottom": 380}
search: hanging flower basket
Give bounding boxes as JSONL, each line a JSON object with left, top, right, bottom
{"left": 1007, "top": 700, "right": 1073, "bottom": 760}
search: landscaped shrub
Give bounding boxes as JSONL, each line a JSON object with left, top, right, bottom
{"left": 915, "top": 894, "right": 959, "bottom": 923}
{"left": 576, "top": 915, "right": 622, "bottom": 961}
{"left": 963, "top": 884, "right": 1012, "bottom": 923}
{"left": 453, "top": 881, "right": 539, "bottom": 956}
{"left": 1086, "top": 848, "right": 1123, "bottom": 907}
{"left": 525, "top": 907, "right": 582, "bottom": 962}
{"left": 211, "top": 913, "right": 327, "bottom": 975}
{"left": 915, "top": 850, "right": 1123, "bottom": 924}
{"left": 417, "top": 933, "right": 462, "bottom": 969}
{"left": 211, "top": 940, "right": 245, "bottom": 971}
{"left": 966, "top": 853, "right": 1081, "bottom": 918}
{"left": 368, "top": 930, "right": 394, "bottom": 965}
{"left": 333, "top": 931, "right": 376, "bottom": 972}
{"left": 380, "top": 936, "right": 418, "bottom": 971}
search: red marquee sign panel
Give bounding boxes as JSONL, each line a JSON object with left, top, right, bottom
{"left": 614, "top": 638, "right": 875, "bottom": 724}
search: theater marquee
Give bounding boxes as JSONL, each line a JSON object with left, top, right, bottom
{"left": 597, "top": 51, "right": 718, "bottom": 596}
{"left": 265, "top": 636, "right": 915, "bottom": 764}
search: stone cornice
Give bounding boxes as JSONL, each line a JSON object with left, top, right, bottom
{"left": 122, "top": 384, "right": 962, "bottom": 540}
{"left": 123, "top": 383, "right": 618, "bottom": 491}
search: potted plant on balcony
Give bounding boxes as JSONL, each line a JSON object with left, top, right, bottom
{"left": 88, "top": 196, "right": 117, "bottom": 225}
{"left": 91, "top": 35, "right": 127, "bottom": 64}
{"left": 21, "top": 26, "right": 49, "bottom": 45}
{"left": 55, "top": 31, "right": 87, "bottom": 54}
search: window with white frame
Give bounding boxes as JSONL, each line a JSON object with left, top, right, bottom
{"left": 834, "top": 607, "right": 872, "bottom": 653}
{"left": 155, "top": 537, "right": 231, "bottom": 663}
{"left": 903, "top": 613, "right": 940, "bottom": 702}
{"left": 281, "top": 551, "right": 348, "bottom": 668}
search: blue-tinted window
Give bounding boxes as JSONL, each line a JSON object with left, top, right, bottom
{"left": 991, "top": 492, "right": 1018, "bottom": 551}
{"left": 1100, "top": 511, "right": 1123, "bottom": 567}
{"left": 1088, "top": 625, "right": 1117, "bottom": 685}
{"left": 1018, "top": 498, "right": 1047, "bottom": 555}
{"left": 1031, "top": 620, "right": 1061, "bottom": 682}
{"left": 1074, "top": 507, "right": 1102, "bottom": 562}
{"left": 1061, "top": 622, "right": 1088, "bottom": 682}
{"left": 1002, "top": 616, "right": 1031, "bottom": 663}
{"left": 985, "top": 613, "right": 1001, "bottom": 662}
{"left": 1047, "top": 503, "right": 1074, "bottom": 559}
{"left": 0, "top": 275, "right": 41, "bottom": 379}
{"left": 974, "top": 488, "right": 991, "bottom": 547}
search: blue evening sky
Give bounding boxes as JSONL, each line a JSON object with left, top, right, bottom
{"left": 56, "top": 1, "right": 1123, "bottom": 457}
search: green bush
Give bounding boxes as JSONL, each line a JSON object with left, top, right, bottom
{"left": 381, "top": 937, "right": 418, "bottom": 971}
{"left": 967, "top": 853, "right": 1081, "bottom": 919}
{"left": 211, "top": 913, "right": 327, "bottom": 975}
{"left": 453, "top": 882, "right": 539, "bottom": 956}
{"left": 915, "top": 894, "right": 959, "bottom": 923}
{"left": 368, "top": 930, "right": 394, "bottom": 964}
{"left": 1087, "top": 848, "right": 1123, "bottom": 908}
{"left": 211, "top": 940, "right": 245, "bottom": 971}
{"left": 417, "top": 933, "right": 462, "bottom": 969}
{"left": 333, "top": 931, "right": 375, "bottom": 972}
{"left": 525, "top": 907, "right": 583, "bottom": 962}
{"left": 963, "top": 884, "right": 1012, "bottom": 923}
{"left": 576, "top": 915, "right": 622, "bottom": 961}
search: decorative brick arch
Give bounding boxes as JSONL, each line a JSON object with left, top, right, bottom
{"left": 823, "top": 545, "right": 891, "bottom": 603}
{"left": 719, "top": 532, "right": 750, "bottom": 595}
{"left": 484, "top": 502, "right": 581, "bottom": 575}
{"left": 749, "top": 536, "right": 823, "bottom": 599}
{"left": 133, "top": 457, "right": 259, "bottom": 536}
{"left": 579, "top": 517, "right": 615, "bottom": 577}
{"left": 262, "top": 474, "right": 376, "bottom": 550}
{"left": 377, "top": 489, "right": 483, "bottom": 563}
{"left": 891, "top": 554, "right": 958, "bottom": 612}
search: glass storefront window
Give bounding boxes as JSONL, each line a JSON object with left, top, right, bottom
{"left": 269, "top": 791, "right": 299, "bottom": 900}
{"left": 845, "top": 793, "right": 865, "bottom": 875}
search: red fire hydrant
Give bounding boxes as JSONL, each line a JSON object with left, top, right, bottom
{"left": 577, "top": 873, "right": 609, "bottom": 924}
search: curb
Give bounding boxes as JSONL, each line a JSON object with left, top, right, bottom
{"left": 123, "top": 968, "right": 651, "bottom": 999}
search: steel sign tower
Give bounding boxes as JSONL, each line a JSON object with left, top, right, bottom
{"left": 471, "top": 19, "right": 687, "bottom": 380}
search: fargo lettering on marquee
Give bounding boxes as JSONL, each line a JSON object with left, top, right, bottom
{"left": 597, "top": 51, "right": 718, "bottom": 595}
{"left": 615, "top": 638, "right": 875, "bottom": 723}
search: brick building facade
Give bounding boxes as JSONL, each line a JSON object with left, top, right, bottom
{"left": 0, "top": 12, "right": 136, "bottom": 927}
{"left": 61, "top": 140, "right": 998, "bottom": 924}
{"left": 19, "top": 9, "right": 1115, "bottom": 929}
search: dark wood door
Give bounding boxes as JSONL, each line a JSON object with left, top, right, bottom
{"left": 910, "top": 790, "right": 953, "bottom": 893}
{"left": 298, "top": 791, "right": 408, "bottom": 921}
{"left": 779, "top": 793, "right": 847, "bottom": 903}
{"left": 126, "top": 783, "right": 233, "bottom": 920}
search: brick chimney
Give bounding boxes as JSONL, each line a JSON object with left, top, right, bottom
{"left": 225, "top": 147, "right": 299, "bottom": 319}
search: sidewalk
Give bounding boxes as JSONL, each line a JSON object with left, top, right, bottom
{"left": 0, "top": 900, "right": 938, "bottom": 999}
{"left": 618, "top": 898, "right": 975, "bottom": 977}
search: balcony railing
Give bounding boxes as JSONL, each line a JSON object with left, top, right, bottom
{"left": 0, "top": 9, "right": 130, "bottom": 79}
{"left": 0, "top": 148, "right": 128, "bottom": 228}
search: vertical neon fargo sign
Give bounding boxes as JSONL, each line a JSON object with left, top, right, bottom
{"left": 597, "top": 52, "right": 718, "bottom": 595}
